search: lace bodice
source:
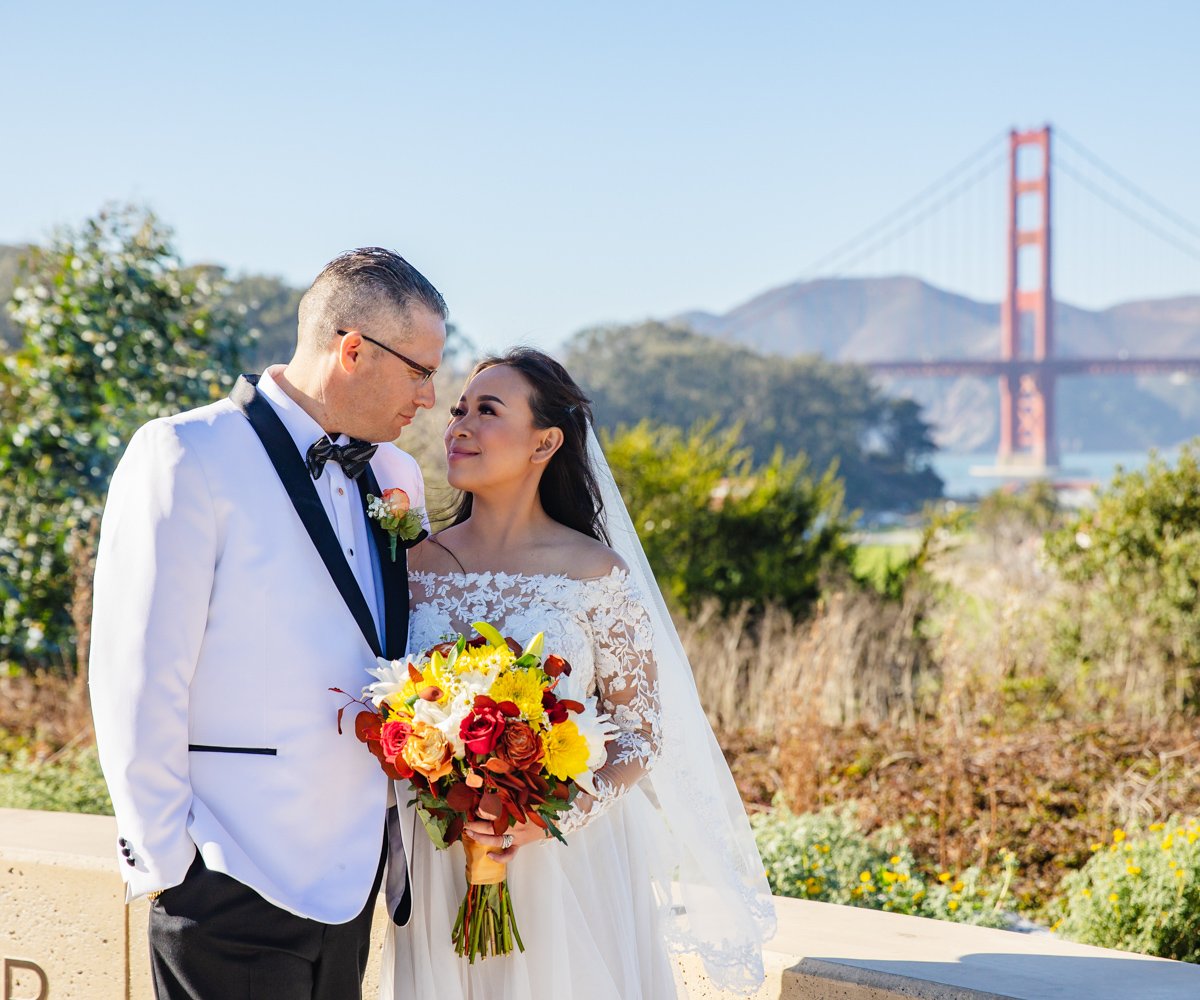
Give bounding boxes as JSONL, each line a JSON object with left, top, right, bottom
{"left": 407, "top": 567, "right": 662, "bottom": 834}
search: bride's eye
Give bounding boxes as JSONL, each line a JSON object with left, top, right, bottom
{"left": 449, "top": 405, "right": 466, "bottom": 417}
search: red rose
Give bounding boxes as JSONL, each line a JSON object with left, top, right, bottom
{"left": 380, "top": 719, "right": 412, "bottom": 760}
{"left": 496, "top": 721, "right": 544, "bottom": 771}
{"left": 460, "top": 696, "right": 508, "bottom": 756}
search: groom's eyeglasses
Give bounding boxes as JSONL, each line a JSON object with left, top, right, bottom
{"left": 336, "top": 329, "right": 438, "bottom": 386}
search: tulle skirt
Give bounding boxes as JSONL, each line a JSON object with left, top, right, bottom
{"left": 381, "top": 787, "right": 678, "bottom": 1000}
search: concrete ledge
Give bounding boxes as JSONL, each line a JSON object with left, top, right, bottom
{"left": 6, "top": 808, "right": 1200, "bottom": 999}
{"left": 767, "top": 898, "right": 1200, "bottom": 999}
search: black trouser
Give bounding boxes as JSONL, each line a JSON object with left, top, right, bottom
{"left": 148, "top": 841, "right": 385, "bottom": 1000}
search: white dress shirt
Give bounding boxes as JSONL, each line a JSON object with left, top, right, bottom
{"left": 257, "top": 366, "right": 381, "bottom": 643}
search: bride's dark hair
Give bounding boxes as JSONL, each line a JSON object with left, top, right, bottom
{"left": 448, "top": 348, "right": 609, "bottom": 544}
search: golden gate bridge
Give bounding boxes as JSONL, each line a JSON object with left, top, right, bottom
{"left": 807, "top": 125, "right": 1200, "bottom": 474}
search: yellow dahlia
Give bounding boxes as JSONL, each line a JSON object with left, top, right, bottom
{"left": 541, "top": 720, "right": 590, "bottom": 781}
{"left": 489, "top": 668, "right": 545, "bottom": 723}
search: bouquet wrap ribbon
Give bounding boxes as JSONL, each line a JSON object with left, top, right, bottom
{"left": 464, "top": 836, "right": 508, "bottom": 886}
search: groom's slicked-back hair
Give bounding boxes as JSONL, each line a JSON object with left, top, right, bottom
{"left": 297, "top": 247, "right": 447, "bottom": 351}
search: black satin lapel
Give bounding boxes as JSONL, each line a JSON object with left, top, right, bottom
{"left": 359, "top": 465, "right": 411, "bottom": 661}
{"left": 230, "top": 375, "right": 383, "bottom": 659}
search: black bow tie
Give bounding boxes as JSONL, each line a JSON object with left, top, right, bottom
{"left": 305, "top": 436, "right": 378, "bottom": 481}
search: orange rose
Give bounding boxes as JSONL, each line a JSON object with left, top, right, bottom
{"left": 402, "top": 722, "right": 453, "bottom": 782}
{"left": 382, "top": 488, "right": 410, "bottom": 517}
{"left": 496, "top": 721, "right": 544, "bottom": 771}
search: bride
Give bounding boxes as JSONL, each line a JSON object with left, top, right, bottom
{"left": 382, "top": 348, "right": 774, "bottom": 999}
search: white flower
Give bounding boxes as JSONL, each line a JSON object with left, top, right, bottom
{"left": 363, "top": 657, "right": 409, "bottom": 707}
{"left": 570, "top": 696, "right": 617, "bottom": 796}
{"left": 413, "top": 688, "right": 475, "bottom": 757}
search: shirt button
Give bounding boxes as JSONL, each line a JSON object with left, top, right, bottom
{"left": 348, "top": 548, "right": 354, "bottom": 557}
{"left": 337, "top": 488, "right": 345, "bottom": 496}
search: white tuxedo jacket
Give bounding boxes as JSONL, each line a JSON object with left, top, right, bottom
{"left": 90, "top": 374, "right": 422, "bottom": 924}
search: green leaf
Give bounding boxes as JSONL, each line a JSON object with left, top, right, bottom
{"left": 416, "top": 805, "right": 450, "bottom": 850}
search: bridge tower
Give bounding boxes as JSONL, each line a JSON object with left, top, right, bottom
{"left": 998, "top": 125, "right": 1057, "bottom": 468}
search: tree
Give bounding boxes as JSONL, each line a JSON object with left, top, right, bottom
{"left": 603, "top": 421, "right": 853, "bottom": 616}
{"left": 0, "top": 205, "right": 249, "bottom": 678}
{"left": 566, "top": 321, "right": 942, "bottom": 514}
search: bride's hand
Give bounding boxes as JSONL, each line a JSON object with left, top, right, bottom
{"left": 463, "top": 814, "right": 546, "bottom": 863}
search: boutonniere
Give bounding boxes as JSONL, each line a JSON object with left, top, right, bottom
{"left": 366, "top": 488, "right": 426, "bottom": 561}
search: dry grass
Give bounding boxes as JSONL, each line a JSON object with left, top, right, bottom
{"left": 681, "top": 580, "right": 934, "bottom": 738}
{"left": 0, "top": 671, "right": 92, "bottom": 751}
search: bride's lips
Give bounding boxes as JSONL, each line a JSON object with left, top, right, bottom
{"left": 447, "top": 448, "right": 478, "bottom": 462}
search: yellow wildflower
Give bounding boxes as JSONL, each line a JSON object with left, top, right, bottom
{"left": 889, "top": 856, "right": 901, "bottom": 865}
{"left": 948, "top": 900, "right": 959, "bottom": 912}
{"left": 952, "top": 881, "right": 964, "bottom": 893}
{"left": 1162, "top": 836, "right": 1175, "bottom": 850}
{"left": 1112, "top": 829, "right": 1126, "bottom": 843}
{"left": 860, "top": 871, "right": 872, "bottom": 883}
{"left": 1150, "top": 823, "right": 1165, "bottom": 832}
{"left": 938, "top": 872, "right": 951, "bottom": 883}
{"left": 1126, "top": 865, "right": 1142, "bottom": 876}
{"left": 1109, "top": 893, "right": 1120, "bottom": 903}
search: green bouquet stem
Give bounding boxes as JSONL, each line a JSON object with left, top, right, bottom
{"left": 452, "top": 880, "right": 525, "bottom": 962}
{"left": 453, "top": 837, "right": 525, "bottom": 962}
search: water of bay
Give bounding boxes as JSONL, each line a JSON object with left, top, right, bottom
{"left": 931, "top": 448, "right": 1183, "bottom": 499}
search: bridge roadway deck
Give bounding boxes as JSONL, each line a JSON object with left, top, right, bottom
{"left": 4, "top": 808, "right": 1200, "bottom": 999}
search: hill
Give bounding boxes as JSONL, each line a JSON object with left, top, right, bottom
{"left": 676, "top": 276, "right": 1200, "bottom": 452}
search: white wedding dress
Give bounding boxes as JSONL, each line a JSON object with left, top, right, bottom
{"left": 382, "top": 567, "right": 679, "bottom": 1000}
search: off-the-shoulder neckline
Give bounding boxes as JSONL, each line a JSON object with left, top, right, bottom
{"left": 409, "top": 566, "right": 630, "bottom": 586}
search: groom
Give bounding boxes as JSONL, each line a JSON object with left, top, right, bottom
{"left": 89, "top": 247, "right": 446, "bottom": 999}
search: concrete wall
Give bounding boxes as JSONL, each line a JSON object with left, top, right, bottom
{"left": 6, "top": 808, "right": 1200, "bottom": 1000}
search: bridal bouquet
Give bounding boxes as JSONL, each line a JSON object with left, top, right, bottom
{"left": 334, "top": 621, "right": 615, "bottom": 961}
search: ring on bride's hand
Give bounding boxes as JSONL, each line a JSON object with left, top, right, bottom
{"left": 501, "top": 833, "right": 514, "bottom": 850}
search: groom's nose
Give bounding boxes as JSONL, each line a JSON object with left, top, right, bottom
{"left": 415, "top": 378, "right": 436, "bottom": 410}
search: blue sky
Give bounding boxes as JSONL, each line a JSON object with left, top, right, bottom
{"left": 2, "top": 1, "right": 1198, "bottom": 353}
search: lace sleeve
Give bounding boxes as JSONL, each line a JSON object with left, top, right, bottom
{"left": 558, "top": 573, "right": 663, "bottom": 835}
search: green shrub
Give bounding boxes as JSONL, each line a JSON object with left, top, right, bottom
{"left": 1051, "top": 819, "right": 1200, "bottom": 962}
{"left": 751, "top": 804, "right": 1015, "bottom": 927}
{"left": 0, "top": 743, "right": 112, "bottom": 815}
{"left": 604, "top": 421, "right": 852, "bottom": 617}
{"left": 1044, "top": 442, "right": 1200, "bottom": 713}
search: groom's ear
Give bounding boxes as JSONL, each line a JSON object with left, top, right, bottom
{"left": 530, "top": 427, "right": 564, "bottom": 466}
{"left": 336, "top": 330, "right": 364, "bottom": 373}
